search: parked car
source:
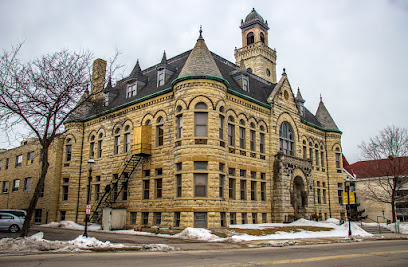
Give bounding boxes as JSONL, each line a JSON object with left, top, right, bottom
{"left": 0, "top": 209, "right": 27, "bottom": 219}
{"left": 0, "top": 212, "right": 24, "bottom": 233}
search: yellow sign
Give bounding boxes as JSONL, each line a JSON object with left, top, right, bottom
{"left": 343, "top": 192, "right": 355, "bottom": 204}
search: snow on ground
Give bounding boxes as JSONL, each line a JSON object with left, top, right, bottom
{"left": 0, "top": 232, "right": 179, "bottom": 253}
{"left": 39, "top": 220, "right": 101, "bottom": 231}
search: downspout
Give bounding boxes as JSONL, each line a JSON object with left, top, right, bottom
{"left": 325, "top": 132, "right": 332, "bottom": 217}
{"left": 75, "top": 122, "right": 85, "bottom": 222}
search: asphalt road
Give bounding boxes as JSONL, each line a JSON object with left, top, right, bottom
{"left": 1, "top": 239, "right": 407, "bottom": 266}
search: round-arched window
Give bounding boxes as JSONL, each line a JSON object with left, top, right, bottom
{"left": 145, "top": 120, "right": 152, "bottom": 126}
{"left": 247, "top": 32, "right": 254, "bottom": 45}
{"left": 195, "top": 102, "right": 207, "bottom": 110}
{"left": 279, "top": 121, "right": 294, "bottom": 155}
{"left": 260, "top": 32, "right": 265, "bottom": 43}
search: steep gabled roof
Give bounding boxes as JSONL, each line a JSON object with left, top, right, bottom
{"left": 315, "top": 98, "right": 339, "bottom": 131}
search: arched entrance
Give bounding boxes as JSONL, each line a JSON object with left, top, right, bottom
{"left": 291, "top": 176, "right": 307, "bottom": 218}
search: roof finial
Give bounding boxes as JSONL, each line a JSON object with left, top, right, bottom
{"left": 283, "top": 68, "right": 286, "bottom": 75}
{"left": 320, "top": 94, "right": 323, "bottom": 103}
{"left": 198, "top": 25, "right": 203, "bottom": 40}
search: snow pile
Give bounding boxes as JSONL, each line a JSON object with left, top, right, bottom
{"left": 40, "top": 221, "right": 101, "bottom": 231}
{"left": 384, "top": 222, "right": 408, "bottom": 234}
{"left": 0, "top": 232, "right": 178, "bottom": 253}
{"left": 173, "top": 227, "right": 223, "bottom": 241}
{"left": 325, "top": 218, "right": 340, "bottom": 225}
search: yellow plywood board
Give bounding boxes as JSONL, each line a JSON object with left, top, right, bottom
{"left": 133, "top": 125, "right": 152, "bottom": 155}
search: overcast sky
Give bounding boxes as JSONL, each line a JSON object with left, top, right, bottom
{"left": 1, "top": 0, "right": 407, "bottom": 163}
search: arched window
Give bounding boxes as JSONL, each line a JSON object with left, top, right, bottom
{"left": 260, "top": 32, "right": 265, "bottom": 43}
{"left": 124, "top": 125, "right": 131, "bottom": 153}
{"left": 247, "top": 32, "right": 254, "bottom": 45}
{"left": 65, "top": 138, "right": 72, "bottom": 162}
{"left": 114, "top": 128, "right": 121, "bottom": 155}
{"left": 279, "top": 122, "right": 294, "bottom": 156}
{"left": 89, "top": 135, "right": 95, "bottom": 159}
{"left": 335, "top": 147, "right": 341, "bottom": 168}
{"left": 239, "top": 119, "right": 246, "bottom": 149}
{"left": 259, "top": 125, "right": 265, "bottom": 154}
{"left": 250, "top": 123, "right": 256, "bottom": 152}
{"left": 145, "top": 120, "right": 152, "bottom": 126}
{"left": 176, "top": 106, "right": 183, "bottom": 139}
{"left": 156, "top": 117, "right": 164, "bottom": 146}
{"left": 97, "top": 133, "right": 103, "bottom": 158}
{"left": 228, "top": 116, "right": 235, "bottom": 146}
{"left": 195, "top": 103, "right": 207, "bottom": 137}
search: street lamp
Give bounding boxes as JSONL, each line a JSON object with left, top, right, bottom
{"left": 345, "top": 178, "right": 352, "bottom": 237}
{"left": 84, "top": 157, "right": 95, "bottom": 237}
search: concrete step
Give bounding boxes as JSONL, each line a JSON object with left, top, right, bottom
{"left": 361, "top": 226, "right": 394, "bottom": 234}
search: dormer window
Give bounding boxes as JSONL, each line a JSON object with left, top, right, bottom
{"left": 157, "top": 70, "right": 165, "bottom": 87}
{"left": 242, "top": 77, "right": 249, "bottom": 92}
{"left": 127, "top": 83, "right": 137, "bottom": 98}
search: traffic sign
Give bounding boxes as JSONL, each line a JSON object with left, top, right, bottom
{"left": 86, "top": 204, "right": 91, "bottom": 215}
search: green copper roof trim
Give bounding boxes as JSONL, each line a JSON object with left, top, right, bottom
{"left": 227, "top": 88, "right": 271, "bottom": 109}
{"left": 301, "top": 119, "right": 342, "bottom": 134}
{"left": 66, "top": 87, "right": 173, "bottom": 123}
{"left": 171, "top": 75, "right": 230, "bottom": 87}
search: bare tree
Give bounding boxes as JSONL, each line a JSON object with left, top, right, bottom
{"left": 358, "top": 125, "right": 408, "bottom": 222}
{"left": 0, "top": 44, "right": 119, "bottom": 236}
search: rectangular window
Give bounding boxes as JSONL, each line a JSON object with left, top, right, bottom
{"left": 155, "top": 179, "right": 162, "bottom": 199}
{"left": 219, "top": 163, "right": 225, "bottom": 172}
{"left": 229, "top": 178, "right": 236, "bottom": 199}
{"left": 338, "top": 183, "right": 343, "bottom": 204}
{"left": 176, "top": 162, "right": 182, "bottom": 171}
{"left": 252, "top": 213, "right": 258, "bottom": 224}
{"left": 303, "top": 146, "right": 307, "bottom": 159}
{"left": 174, "top": 212, "right": 181, "bottom": 227}
{"left": 62, "top": 185, "right": 69, "bottom": 201}
{"left": 194, "top": 212, "right": 207, "bottom": 228}
{"left": 12, "top": 179, "right": 19, "bottom": 192}
{"left": 321, "top": 151, "right": 325, "bottom": 167}
{"left": 144, "top": 170, "right": 150, "bottom": 177}
{"left": 219, "top": 115, "right": 224, "bottom": 140}
{"left": 251, "top": 181, "right": 256, "bottom": 201}
{"left": 176, "top": 115, "right": 183, "bottom": 139}
{"left": 2, "top": 181, "right": 9, "bottom": 193}
{"left": 240, "top": 180, "right": 247, "bottom": 200}
{"left": 60, "top": 211, "right": 66, "bottom": 221}
{"left": 194, "top": 173, "right": 207, "bottom": 197}
{"left": 5, "top": 158, "right": 9, "bottom": 169}
{"left": 90, "top": 142, "right": 95, "bottom": 158}
{"left": 317, "top": 188, "right": 321, "bottom": 204}
{"left": 262, "top": 213, "right": 267, "bottom": 223}
{"left": 242, "top": 78, "right": 249, "bottom": 91}
{"left": 309, "top": 147, "right": 313, "bottom": 163}
{"left": 260, "top": 133, "right": 265, "bottom": 153}
{"left": 336, "top": 153, "right": 341, "bottom": 168}
{"left": 156, "top": 168, "right": 163, "bottom": 176}
{"left": 15, "top": 154, "right": 22, "bottom": 167}
{"left": 228, "top": 168, "right": 235, "bottom": 176}
{"left": 114, "top": 136, "right": 120, "bottom": 155}
{"left": 239, "top": 127, "right": 245, "bottom": 149}
{"left": 251, "top": 171, "right": 256, "bottom": 179}
{"left": 154, "top": 212, "right": 161, "bottom": 226}
{"left": 230, "top": 212, "right": 236, "bottom": 225}
{"left": 240, "top": 169, "right": 246, "bottom": 177}
{"left": 156, "top": 125, "right": 164, "bottom": 146}
{"left": 124, "top": 133, "right": 130, "bottom": 153}
{"left": 94, "top": 184, "right": 100, "bottom": 201}
{"left": 127, "top": 84, "right": 137, "bottom": 98}
{"left": 220, "top": 212, "right": 226, "bottom": 227}
{"left": 176, "top": 174, "right": 182, "bottom": 197}
{"left": 228, "top": 124, "right": 235, "bottom": 146}
{"left": 27, "top": 151, "right": 34, "bottom": 164}
{"left": 65, "top": 145, "right": 72, "bottom": 161}
{"left": 323, "top": 189, "right": 327, "bottom": 204}
{"left": 315, "top": 149, "right": 319, "bottom": 166}
{"left": 261, "top": 182, "right": 266, "bottom": 201}
{"left": 260, "top": 172, "right": 266, "bottom": 180}
{"left": 241, "top": 212, "right": 247, "bottom": 224}
{"left": 250, "top": 130, "right": 255, "bottom": 151}
{"left": 24, "top": 177, "right": 32, "bottom": 191}
{"left": 34, "top": 209, "right": 42, "bottom": 224}
{"left": 219, "top": 174, "right": 225, "bottom": 198}
{"left": 130, "top": 212, "right": 137, "bottom": 224}
{"left": 195, "top": 112, "right": 208, "bottom": 137}
{"left": 143, "top": 180, "right": 150, "bottom": 199}
{"left": 97, "top": 140, "right": 103, "bottom": 158}
{"left": 194, "top": 161, "right": 208, "bottom": 170}
{"left": 122, "top": 181, "right": 128, "bottom": 200}
{"left": 142, "top": 212, "right": 149, "bottom": 225}
{"left": 158, "top": 72, "right": 165, "bottom": 86}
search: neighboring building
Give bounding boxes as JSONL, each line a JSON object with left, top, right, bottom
{"left": 345, "top": 157, "right": 408, "bottom": 222}
{"left": 0, "top": 9, "right": 346, "bottom": 228}
{"left": 0, "top": 138, "right": 63, "bottom": 224}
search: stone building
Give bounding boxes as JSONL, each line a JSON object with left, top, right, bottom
{"left": 0, "top": 9, "right": 346, "bottom": 228}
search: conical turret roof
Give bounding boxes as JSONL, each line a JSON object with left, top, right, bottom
{"left": 178, "top": 30, "right": 222, "bottom": 79}
{"left": 295, "top": 87, "right": 305, "bottom": 103}
{"left": 128, "top": 60, "right": 148, "bottom": 83}
{"left": 315, "top": 98, "right": 339, "bottom": 131}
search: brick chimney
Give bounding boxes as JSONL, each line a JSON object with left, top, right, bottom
{"left": 91, "top": 58, "right": 107, "bottom": 101}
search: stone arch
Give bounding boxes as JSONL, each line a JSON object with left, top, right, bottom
{"left": 153, "top": 110, "right": 168, "bottom": 121}
{"left": 174, "top": 99, "right": 187, "bottom": 112}
{"left": 111, "top": 123, "right": 122, "bottom": 135}
{"left": 332, "top": 143, "right": 342, "bottom": 152}
{"left": 188, "top": 95, "right": 215, "bottom": 110}
{"left": 290, "top": 169, "right": 309, "bottom": 218}
{"left": 64, "top": 134, "right": 77, "bottom": 143}
{"left": 122, "top": 119, "right": 134, "bottom": 130}
{"left": 87, "top": 130, "right": 97, "bottom": 142}
{"left": 258, "top": 120, "right": 268, "bottom": 133}
{"left": 215, "top": 100, "right": 226, "bottom": 112}
{"left": 141, "top": 113, "right": 154, "bottom": 126}
{"left": 96, "top": 127, "right": 106, "bottom": 139}
{"left": 276, "top": 112, "right": 299, "bottom": 142}
{"left": 225, "top": 109, "right": 238, "bottom": 119}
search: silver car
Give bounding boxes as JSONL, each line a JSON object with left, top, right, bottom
{"left": 0, "top": 212, "right": 24, "bottom": 233}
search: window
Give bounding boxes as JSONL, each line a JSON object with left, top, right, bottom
{"left": 251, "top": 181, "right": 256, "bottom": 201}
{"left": 229, "top": 178, "right": 236, "bottom": 199}
{"left": 194, "top": 161, "right": 208, "bottom": 170}
{"left": 303, "top": 141, "right": 307, "bottom": 159}
{"left": 239, "top": 124, "right": 246, "bottom": 149}
{"left": 260, "top": 32, "right": 265, "bottom": 43}
{"left": 60, "top": 211, "right": 66, "bottom": 221}
{"left": 242, "top": 77, "right": 249, "bottom": 91}
{"left": 114, "top": 128, "right": 120, "bottom": 155}
{"left": 220, "top": 212, "right": 226, "bottom": 227}
{"left": 317, "top": 188, "right": 321, "bottom": 204}
{"left": 194, "top": 173, "right": 207, "bottom": 197}
{"left": 176, "top": 114, "right": 183, "bottom": 139}
{"left": 309, "top": 146, "right": 313, "bottom": 163}
{"left": 5, "top": 158, "right": 9, "bottom": 169}
{"left": 94, "top": 183, "right": 100, "bottom": 201}
{"left": 15, "top": 154, "right": 22, "bottom": 167}
{"left": 240, "top": 169, "right": 246, "bottom": 177}
{"left": 250, "top": 129, "right": 256, "bottom": 151}
{"left": 260, "top": 172, "right": 266, "bottom": 180}
{"left": 27, "top": 151, "right": 34, "bottom": 164}
{"left": 142, "top": 212, "right": 149, "bottom": 225}
{"left": 321, "top": 151, "right": 325, "bottom": 167}
{"left": 176, "top": 162, "right": 182, "bottom": 171}
{"left": 62, "top": 185, "right": 69, "bottom": 201}
{"left": 219, "top": 115, "right": 224, "bottom": 140}
{"left": 156, "top": 168, "right": 163, "bottom": 176}
{"left": 230, "top": 212, "right": 236, "bottom": 225}
{"left": 266, "top": 68, "right": 270, "bottom": 77}
{"left": 261, "top": 182, "right": 266, "bottom": 201}
{"left": 338, "top": 183, "right": 343, "bottom": 204}
{"left": 176, "top": 174, "right": 182, "bottom": 197}
{"left": 335, "top": 149, "right": 341, "bottom": 168}
{"left": 154, "top": 212, "right": 161, "bottom": 226}
{"left": 144, "top": 170, "right": 150, "bottom": 177}
{"left": 157, "top": 71, "right": 165, "bottom": 87}
{"left": 260, "top": 132, "right": 265, "bottom": 154}
{"left": 155, "top": 179, "right": 162, "bottom": 199}
{"left": 219, "top": 174, "right": 225, "bottom": 198}
{"left": 252, "top": 213, "right": 258, "bottom": 224}
{"left": 241, "top": 213, "right": 247, "bottom": 224}
{"left": 251, "top": 171, "right": 256, "bottom": 179}
{"left": 279, "top": 122, "right": 294, "bottom": 155}
{"left": 262, "top": 213, "right": 267, "bottom": 223}
{"left": 2, "top": 181, "right": 9, "bottom": 193}
{"left": 122, "top": 181, "right": 128, "bottom": 200}
{"left": 195, "top": 103, "right": 208, "bottom": 137}
{"left": 156, "top": 117, "right": 164, "bottom": 146}
{"left": 143, "top": 180, "right": 150, "bottom": 199}
{"left": 24, "top": 177, "right": 32, "bottom": 191}
{"left": 247, "top": 32, "right": 254, "bottom": 45}
{"left": 130, "top": 212, "right": 137, "bottom": 224}
{"left": 228, "top": 168, "right": 235, "bottom": 176}
{"left": 240, "top": 180, "right": 247, "bottom": 200}
{"left": 174, "top": 212, "right": 181, "bottom": 227}
{"left": 247, "top": 68, "right": 253, "bottom": 73}
{"left": 228, "top": 117, "right": 235, "bottom": 146}
{"left": 323, "top": 189, "right": 327, "bottom": 204}
{"left": 194, "top": 212, "right": 207, "bottom": 228}
{"left": 65, "top": 139, "right": 72, "bottom": 162}
{"left": 124, "top": 126, "right": 131, "bottom": 153}
{"left": 97, "top": 135, "right": 103, "bottom": 158}
{"left": 315, "top": 147, "right": 319, "bottom": 166}
{"left": 34, "top": 209, "right": 42, "bottom": 224}
{"left": 12, "top": 179, "right": 19, "bottom": 192}
{"left": 127, "top": 83, "right": 137, "bottom": 98}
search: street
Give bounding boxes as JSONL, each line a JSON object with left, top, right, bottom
{"left": 0, "top": 239, "right": 407, "bottom": 266}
